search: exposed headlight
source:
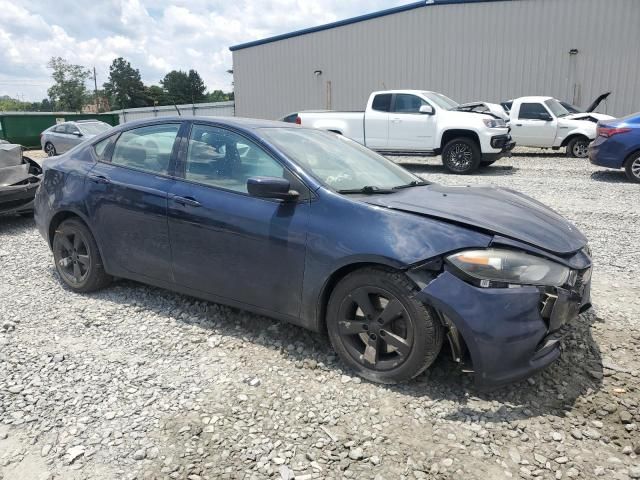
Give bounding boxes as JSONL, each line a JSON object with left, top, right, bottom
{"left": 446, "top": 249, "right": 570, "bottom": 287}
{"left": 483, "top": 118, "right": 506, "bottom": 128}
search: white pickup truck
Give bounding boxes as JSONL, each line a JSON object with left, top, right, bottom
{"left": 502, "top": 96, "right": 615, "bottom": 158}
{"left": 290, "top": 90, "right": 514, "bottom": 174}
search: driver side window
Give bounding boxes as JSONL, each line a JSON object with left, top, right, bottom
{"left": 393, "top": 94, "right": 428, "bottom": 114}
{"left": 519, "top": 103, "right": 549, "bottom": 120}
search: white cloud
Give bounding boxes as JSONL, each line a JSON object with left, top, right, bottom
{"left": 0, "top": 0, "right": 407, "bottom": 102}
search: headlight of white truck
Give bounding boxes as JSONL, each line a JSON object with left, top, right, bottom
{"left": 482, "top": 118, "right": 506, "bottom": 128}
{"left": 447, "top": 249, "right": 570, "bottom": 287}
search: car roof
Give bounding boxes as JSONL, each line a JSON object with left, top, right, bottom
{"left": 515, "top": 96, "right": 554, "bottom": 102}
{"left": 116, "top": 116, "right": 295, "bottom": 132}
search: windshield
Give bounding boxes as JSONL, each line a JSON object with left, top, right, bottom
{"left": 78, "top": 122, "right": 112, "bottom": 135}
{"left": 423, "top": 92, "right": 459, "bottom": 110}
{"left": 544, "top": 99, "right": 570, "bottom": 118}
{"left": 259, "top": 128, "right": 421, "bottom": 191}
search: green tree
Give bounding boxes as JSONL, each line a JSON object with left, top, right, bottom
{"left": 145, "top": 85, "right": 169, "bottom": 106}
{"left": 161, "top": 69, "right": 206, "bottom": 104}
{"left": 204, "top": 90, "right": 234, "bottom": 103}
{"left": 103, "top": 57, "right": 149, "bottom": 109}
{"left": 47, "top": 57, "right": 91, "bottom": 111}
{"left": 187, "top": 69, "right": 206, "bottom": 103}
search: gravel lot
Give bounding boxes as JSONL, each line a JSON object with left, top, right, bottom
{"left": 1, "top": 149, "right": 639, "bottom": 480}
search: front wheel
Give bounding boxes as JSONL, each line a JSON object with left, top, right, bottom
{"left": 52, "top": 218, "right": 112, "bottom": 292}
{"left": 624, "top": 153, "right": 640, "bottom": 183}
{"left": 326, "top": 267, "right": 443, "bottom": 384}
{"left": 441, "top": 137, "right": 482, "bottom": 174}
{"left": 566, "top": 136, "right": 590, "bottom": 158}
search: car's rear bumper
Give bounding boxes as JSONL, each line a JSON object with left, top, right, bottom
{"left": 589, "top": 136, "right": 626, "bottom": 169}
{"left": 415, "top": 268, "right": 591, "bottom": 388}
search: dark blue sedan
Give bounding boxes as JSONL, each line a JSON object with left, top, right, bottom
{"left": 34, "top": 117, "right": 592, "bottom": 387}
{"left": 589, "top": 112, "right": 640, "bottom": 183}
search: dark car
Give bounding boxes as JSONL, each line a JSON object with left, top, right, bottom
{"left": 589, "top": 113, "right": 640, "bottom": 183}
{"left": 34, "top": 117, "right": 592, "bottom": 387}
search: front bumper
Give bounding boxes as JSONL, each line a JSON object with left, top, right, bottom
{"left": 483, "top": 134, "right": 515, "bottom": 162}
{"left": 416, "top": 267, "right": 591, "bottom": 388}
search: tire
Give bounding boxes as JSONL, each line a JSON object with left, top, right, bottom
{"left": 442, "top": 137, "right": 482, "bottom": 174}
{"left": 624, "top": 152, "right": 640, "bottom": 183}
{"left": 44, "top": 142, "right": 56, "bottom": 157}
{"left": 566, "top": 136, "right": 589, "bottom": 158}
{"left": 326, "top": 267, "right": 444, "bottom": 384}
{"left": 52, "top": 218, "right": 111, "bottom": 292}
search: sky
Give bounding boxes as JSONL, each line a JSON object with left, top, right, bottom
{"left": 0, "top": 0, "right": 408, "bottom": 102}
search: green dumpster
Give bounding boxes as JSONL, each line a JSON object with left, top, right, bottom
{"left": 0, "top": 112, "right": 119, "bottom": 149}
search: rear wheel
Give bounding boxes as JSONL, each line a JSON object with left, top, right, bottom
{"left": 52, "top": 218, "right": 111, "bottom": 292}
{"left": 326, "top": 267, "right": 443, "bottom": 384}
{"left": 566, "top": 136, "right": 590, "bottom": 158}
{"left": 624, "top": 152, "right": 640, "bottom": 183}
{"left": 442, "top": 137, "right": 482, "bottom": 174}
{"left": 44, "top": 142, "right": 56, "bottom": 157}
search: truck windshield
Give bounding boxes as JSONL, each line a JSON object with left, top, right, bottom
{"left": 544, "top": 99, "right": 570, "bottom": 118}
{"left": 422, "top": 92, "right": 459, "bottom": 110}
{"left": 259, "top": 128, "right": 421, "bottom": 192}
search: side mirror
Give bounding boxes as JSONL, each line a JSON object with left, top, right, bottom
{"left": 538, "top": 113, "right": 553, "bottom": 121}
{"left": 72, "top": 131, "right": 83, "bottom": 137}
{"left": 419, "top": 105, "right": 435, "bottom": 115}
{"left": 247, "top": 176, "right": 299, "bottom": 201}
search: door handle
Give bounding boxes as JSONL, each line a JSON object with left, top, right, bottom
{"left": 515, "top": 123, "right": 523, "bottom": 127}
{"left": 172, "top": 195, "right": 201, "bottom": 207}
{"left": 88, "top": 174, "right": 110, "bottom": 184}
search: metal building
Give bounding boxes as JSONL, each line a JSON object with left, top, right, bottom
{"left": 230, "top": 0, "right": 640, "bottom": 120}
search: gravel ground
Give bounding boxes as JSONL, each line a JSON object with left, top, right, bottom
{"left": 1, "top": 148, "right": 639, "bottom": 480}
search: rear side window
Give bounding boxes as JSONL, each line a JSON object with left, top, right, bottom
{"left": 281, "top": 114, "right": 298, "bottom": 123}
{"left": 393, "top": 94, "right": 427, "bottom": 113}
{"left": 519, "top": 103, "right": 549, "bottom": 120}
{"left": 111, "top": 124, "right": 180, "bottom": 174}
{"left": 53, "top": 124, "right": 66, "bottom": 133}
{"left": 371, "top": 94, "right": 392, "bottom": 112}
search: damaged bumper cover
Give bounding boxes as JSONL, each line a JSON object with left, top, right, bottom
{"left": 0, "top": 155, "right": 43, "bottom": 216}
{"left": 414, "top": 264, "right": 591, "bottom": 388}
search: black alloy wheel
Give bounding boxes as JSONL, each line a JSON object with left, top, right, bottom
{"left": 442, "top": 137, "right": 481, "bottom": 174}
{"left": 44, "top": 142, "right": 56, "bottom": 157}
{"left": 52, "top": 218, "right": 111, "bottom": 292}
{"left": 327, "top": 268, "right": 443, "bottom": 384}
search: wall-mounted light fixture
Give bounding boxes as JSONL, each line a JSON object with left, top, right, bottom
{"left": 313, "top": 70, "right": 323, "bottom": 76}
{"left": 569, "top": 49, "right": 579, "bottom": 55}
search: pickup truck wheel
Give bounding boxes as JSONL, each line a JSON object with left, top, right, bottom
{"left": 624, "top": 153, "right": 640, "bottom": 183}
{"left": 442, "top": 138, "right": 481, "bottom": 174}
{"left": 566, "top": 137, "right": 590, "bottom": 158}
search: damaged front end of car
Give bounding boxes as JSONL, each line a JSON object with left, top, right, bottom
{"left": 0, "top": 143, "right": 43, "bottom": 216}
{"left": 406, "top": 241, "right": 592, "bottom": 388}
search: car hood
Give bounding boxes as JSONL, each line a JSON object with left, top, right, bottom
{"left": 564, "top": 112, "right": 615, "bottom": 123}
{"left": 361, "top": 184, "right": 587, "bottom": 255}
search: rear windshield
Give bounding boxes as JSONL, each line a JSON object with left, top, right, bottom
{"left": 78, "top": 122, "right": 112, "bottom": 135}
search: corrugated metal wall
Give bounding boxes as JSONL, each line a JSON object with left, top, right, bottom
{"left": 108, "top": 101, "right": 235, "bottom": 124}
{"left": 232, "top": 0, "right": 640, "bottom": 120}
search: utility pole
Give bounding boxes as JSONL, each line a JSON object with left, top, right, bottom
{"left": 93, "top": 66, "right": 99, "bottom": 112}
